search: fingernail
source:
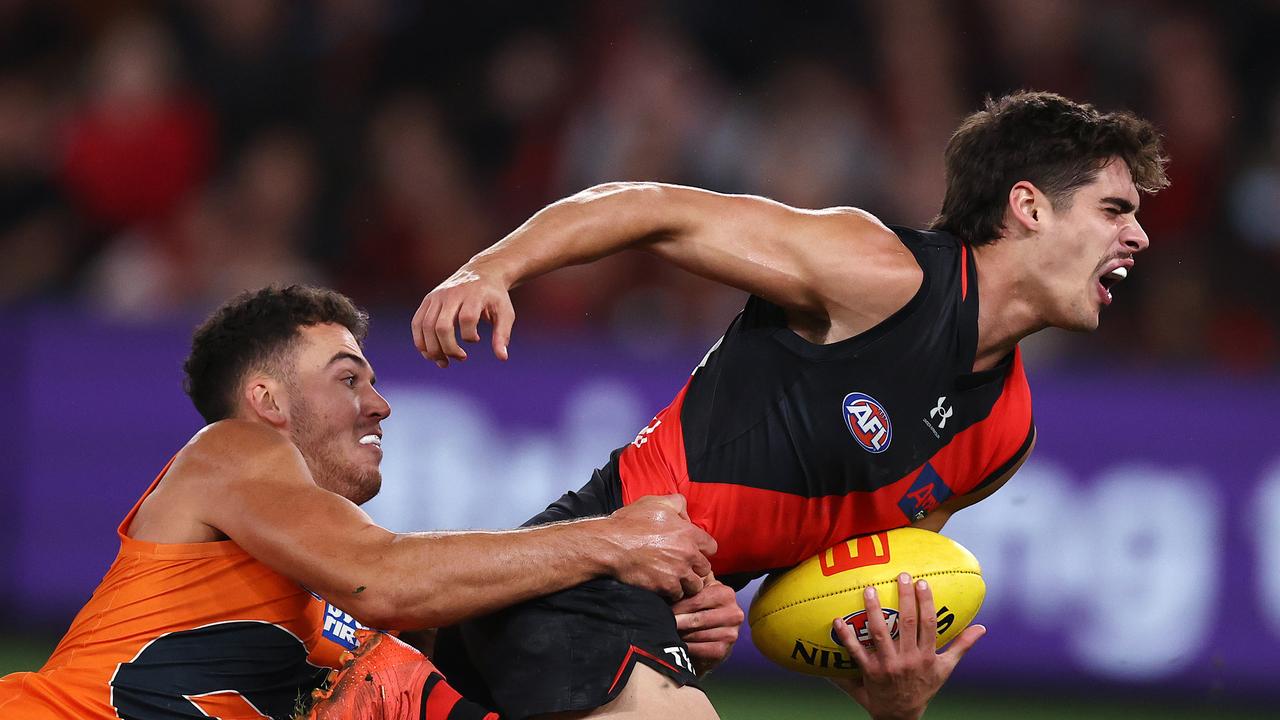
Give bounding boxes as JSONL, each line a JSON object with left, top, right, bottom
{"left": 917, "top": 580, "right": 928, "bottom": 590}
{"left": 864, "top": 586, "right": 876, "bottom": 599}
{"left": 899, "top": 573, "right": 910, "bottom": 584}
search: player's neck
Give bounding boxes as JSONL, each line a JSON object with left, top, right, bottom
{"left": 970, "top": 242, "right": 1047, "bottom": 372}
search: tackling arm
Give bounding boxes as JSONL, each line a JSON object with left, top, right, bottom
{"left": 183, "top": 421, "right": 717, "bottom": 629}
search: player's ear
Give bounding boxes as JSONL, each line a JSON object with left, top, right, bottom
{"left": 244, "top": 374, "right": 289, "bottom": 428}
{"left": 1007, "top": 180, "right": 1045, "bottom": 233}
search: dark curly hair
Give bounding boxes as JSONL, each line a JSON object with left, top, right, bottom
{"left": 184, "top": 285, "right": 370, "bottom": 424}
{"left": 930, "top": 90, "right": 1169, "bottom": 245}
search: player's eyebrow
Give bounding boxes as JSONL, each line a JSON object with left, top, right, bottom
{"left": 1102, "top": 196, "right": 1137, "bottom": 214}
{"left": 327, "top": 351, "right": 377, "bottom": 385}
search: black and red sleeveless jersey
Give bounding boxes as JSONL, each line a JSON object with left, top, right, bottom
{"left": 616, "top": 227, "right": 1034, "bottom": 582}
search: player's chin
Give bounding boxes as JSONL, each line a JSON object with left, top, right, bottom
{"left": 1052, "top": 309, "right": 1100, "bottom": 333}
{"left": 348, "top": 471, "right": 383, "bottom": 506}
{"left": 1061, "top": 297, "right": 1103, "bottom": 332}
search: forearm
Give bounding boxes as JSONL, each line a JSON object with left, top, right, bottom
{"left": 467, "top": 182, "right": 678, "bottom": 287}
{"left": 349, "top": 517, "right": 618, "bottom": 629}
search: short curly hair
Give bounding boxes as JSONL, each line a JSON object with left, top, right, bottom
{"left": 184, "top": 285, "right": 370, "bottom": 424}
{"left": 930, "top": 90, "right": 1169, "bottom": 245}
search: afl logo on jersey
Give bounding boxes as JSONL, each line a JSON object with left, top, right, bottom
{"left": 843, "top": 392, "right": 892, "bottom": 453}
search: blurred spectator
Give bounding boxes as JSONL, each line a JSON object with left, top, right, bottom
{"left": 1140, "top": 10, "right": 1234, "bottom": 248}
{"left": 558, "top": 20, "right": 721, "bottom": 189}
{"left": 176, "top": 0, "right": 305, "bottom": 159}
{"left": 0, "top": 72, "right": 75, "bottom": 303}
{"left": 82, "top": 128, "right": 323, "bottom": 319}
{"left": 975, "top": 0, "right": 1090, "bottom": 98}
{"left": 60, "top": 16, "right": 213, "bottom": 235}
{"left": 486, "top": 29, "right": 575, "bottom": 227}
{"left": 190, "top": 128, "right": 325, "bottom": 304}
{"left": 707, "top": 58, "right": 886, "bottom": 211}
{"left": 873, "top": 0, "right": 963, "bottom": 225}
{"left": 0, "top": 0, "right": 1273, "bottom": 369}
{"left": 337, "top": 93, "right": 490, "bottom": 307}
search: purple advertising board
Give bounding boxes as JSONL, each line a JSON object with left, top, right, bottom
{"left": 4, "top": 307, "right": 1278, "bottom": 694}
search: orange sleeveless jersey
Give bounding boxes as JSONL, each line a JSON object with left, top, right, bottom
{"left": 0, "top": 461, "right": 362, "bottom": 719}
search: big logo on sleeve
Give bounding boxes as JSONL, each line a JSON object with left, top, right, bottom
{"left": 842, "top": 392, "right": 892, "bottom": 453}
{"left": 308, "top": 591, "right": 369, "bottom": 651}
{"left": 321, "top": 602, "right": 368, "bottom": 650}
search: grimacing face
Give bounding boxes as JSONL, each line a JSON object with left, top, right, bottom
{"left": 283, "top": 323, "right": 390, "bottom": 505}
{"left": 1036, "top": 159, "right": 1150, "bottom": 332}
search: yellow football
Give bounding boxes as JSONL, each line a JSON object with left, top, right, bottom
{"left": 747, "top": 528, "right": 985, "bottom": 677}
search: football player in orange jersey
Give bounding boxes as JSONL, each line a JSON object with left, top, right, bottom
{"left": 0, "top": 285, "right": 734, "bottom": 720}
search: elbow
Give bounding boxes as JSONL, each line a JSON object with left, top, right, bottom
{"left": 570, "top": 181, "right": 665, "bottom": 204}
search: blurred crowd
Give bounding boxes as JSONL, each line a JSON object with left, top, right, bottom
{"left": 1, "top": 0, "right": 1278, "bottom": 370}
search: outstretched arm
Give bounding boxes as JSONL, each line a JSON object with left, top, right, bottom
{"left": 413, "top": 182, "right": 920, "bottom": 366}
{"left": 180, "top": 421, "right": 717, "bottom": 630}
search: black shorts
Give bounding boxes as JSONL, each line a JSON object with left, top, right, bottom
{"left": 433, "top": 451, "right": 701, "bottom": 720}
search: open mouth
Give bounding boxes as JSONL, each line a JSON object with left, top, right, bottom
{"left": 1097, "top": 265, "right": 1129, "bottom": 305}
{"left": 358, "top": 434, "right": 382, "bottom": 449}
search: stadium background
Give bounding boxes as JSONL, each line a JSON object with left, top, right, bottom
{"left": 1, "top": 1, "right": 1277, "bottom": 717}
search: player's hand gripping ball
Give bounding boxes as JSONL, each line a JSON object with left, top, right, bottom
{"left": 748, "top": 528, "right": 984, "bottom": 677}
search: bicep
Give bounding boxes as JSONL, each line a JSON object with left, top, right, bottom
{"left": 635, "top": 186, "right": 912, "bottom": 316}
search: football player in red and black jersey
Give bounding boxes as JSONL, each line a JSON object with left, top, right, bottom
{"left": 404, "top": 91, "right": 1169, "bottom": 720}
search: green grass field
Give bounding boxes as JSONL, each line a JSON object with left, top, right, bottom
{"left": 702, "top": 675, "right": 1273, "bottom": 719}
{"left": 3, "top": 637, "right": 1270, "bottom": 719}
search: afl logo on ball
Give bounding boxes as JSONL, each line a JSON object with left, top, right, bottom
{"left": 842, "top": 392, "right": 892, "bottom": 453}
{"left": 833, "top": 608, "right": 901, "bottom": 648}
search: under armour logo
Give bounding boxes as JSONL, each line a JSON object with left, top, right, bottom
{"left": 929, "top": 396, "right": 953, "bottom": 428}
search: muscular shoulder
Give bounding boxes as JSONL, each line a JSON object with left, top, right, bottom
{"left": 173, "top": 420, "right": 300, "bottom": 481}
{"left": 131, "top": 421, "right": 309, "bottom": 543}
{"left": 791, "top": 207, "right": 924, "bottom": 341}
{"left": 170, "top": 422, "right": 307, "bottom": 504}
{"left": 815, "top": 207, "right": 920, "bottom": 287}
